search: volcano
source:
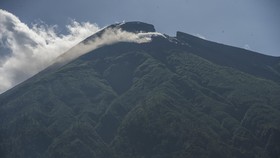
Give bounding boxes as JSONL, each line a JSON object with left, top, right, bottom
{"left": 0, "top": 22, "right": 280, "bottom": 158}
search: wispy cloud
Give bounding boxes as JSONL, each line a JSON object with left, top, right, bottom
{"left": 0, "top": 9, "right": 99, "bottom": 93}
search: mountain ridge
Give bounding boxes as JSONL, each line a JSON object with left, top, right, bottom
{"left": 0, "top": 21, "right": 280, "bottom": 158}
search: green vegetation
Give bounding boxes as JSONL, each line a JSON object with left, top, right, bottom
{"left": 0, "top": 28, "right": 280, "bottom": 158}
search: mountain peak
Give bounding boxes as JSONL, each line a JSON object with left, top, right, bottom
{"left": 81, "top": 21, "right": 156, "bottom": 45}
{"left": 113, "top": 21, "right": 156, "bottom": 33}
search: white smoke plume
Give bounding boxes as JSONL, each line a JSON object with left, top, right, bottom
{"left": 0, "top": 9, "right": 161, "bottom": 94}
{"left": 57, "top": 28, "right": 160, "bottom": 64}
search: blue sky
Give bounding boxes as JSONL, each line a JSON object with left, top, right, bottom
{"left": 1, "top": 0, "right": 280, "bottom": 56}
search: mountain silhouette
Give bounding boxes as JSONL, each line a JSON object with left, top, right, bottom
{"left": 0, "top": 22, "right": 279, "bottom": 158}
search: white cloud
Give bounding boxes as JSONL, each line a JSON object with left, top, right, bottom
{"left": 0, "top": 9, "right": 100, "bottom": 94}
{"left": 0, "top": 9, "right": 160, "bottom": 94}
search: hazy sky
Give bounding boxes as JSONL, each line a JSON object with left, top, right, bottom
{"left": 0, "top": 0, "right": 280, "bottom": 56}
